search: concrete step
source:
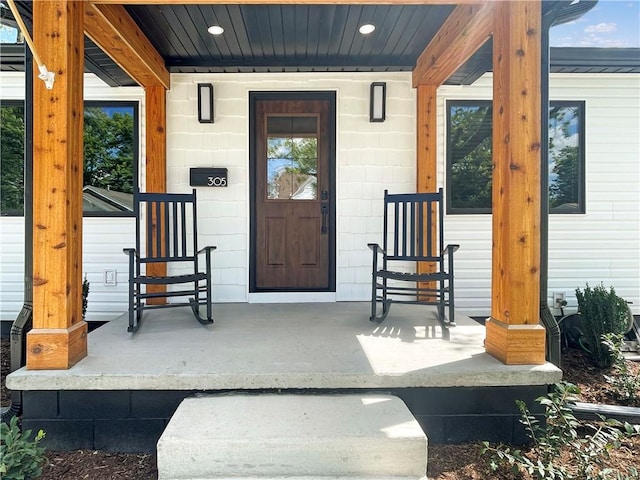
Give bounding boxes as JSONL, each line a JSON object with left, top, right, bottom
{"left": 157, "top": 393, "right": 427, "bottom": 480}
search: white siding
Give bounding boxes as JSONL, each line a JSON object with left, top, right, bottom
{"left": 438, "top": 73, "right": 640, "bottom": 316}
{"left": 2, "top": 70, "right": 638, "bottom": 320}
{"left": 0, "top": 73, "right": 144, "bottom": 322}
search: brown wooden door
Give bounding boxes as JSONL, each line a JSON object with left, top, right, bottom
{"left": 252, "top": 94, "right": 335, "bottom": 291}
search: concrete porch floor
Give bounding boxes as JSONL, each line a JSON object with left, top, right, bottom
{"left": 8, "top": 302, "right": 561, "bottom": 391}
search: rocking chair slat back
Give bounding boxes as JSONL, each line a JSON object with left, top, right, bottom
{"left": 384, "top": 190, "right": 443, "bottom": 262}
{"left": 137, "top": 191, "right": 197, "bottom": 263}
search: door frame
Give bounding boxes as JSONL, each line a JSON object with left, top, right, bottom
{"left": 249, "top": 91, "right": 337, "bottom": 293}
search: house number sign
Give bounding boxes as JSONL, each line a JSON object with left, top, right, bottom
{"left": 190, "top": 168, "right": 228, "bottom": 187}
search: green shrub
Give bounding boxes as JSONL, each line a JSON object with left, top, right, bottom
{"left": 602, "top": 333, "right": 640, "bottom": 406}
{"left": 482, "top": 382, "right": 640, "bottom": 480}
{"left": 82, "top": 274, "right": 90, "bottom": 320}
{"left": 0, "top": 416, "right": 47, "bottom": 479}
{"left": 575, "top": 284, "right": 629, "bottom": 368}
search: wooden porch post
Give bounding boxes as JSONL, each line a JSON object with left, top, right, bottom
{"left": 416, "top": 84, "right": 438, "bottom": 284}
{"left": 27, "top": 0, "right": 87, "bottom": 370}
{"left": 144, "top": 86, "right": 168, "bottom": 302}
{"left": 485, "top": 0, "right": 546, "bottom": 365}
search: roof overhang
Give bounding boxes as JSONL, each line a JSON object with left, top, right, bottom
{"left": 3, "top": 1, "right": 630, "bottom": 88}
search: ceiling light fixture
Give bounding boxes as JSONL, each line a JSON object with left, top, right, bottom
{"left": 359, "top": 24, "right": 375, "bottom": 35}
{"left": 208, "top": 25, "right": 224, "bottom": 35}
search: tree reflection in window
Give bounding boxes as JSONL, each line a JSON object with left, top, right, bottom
{"left": 0, "top": 101, "right": 137, "bottom": 216}
{"left": 448, "top": 102, "right": 493, "bottom": 211}
{"left": 266, "top": 116, "right": 318, "bottom": 200}
{"left": 0, "top": 103, "right": 24, "bottom": 215}
{"left": 446, "top": 100, "right": 584, "bottom": 214}
{"left": 549, "top": 103, "right": 583, "bottom": 213}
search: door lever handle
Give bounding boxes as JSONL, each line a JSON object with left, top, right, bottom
{"left": 321, "top": 204, "right": 328, "bottom": 234}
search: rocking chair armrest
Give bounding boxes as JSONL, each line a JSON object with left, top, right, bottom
{"left": 368, "top": 243, "right": 387, "bottom": 256}
{"left": 441, "top": 244, "right": 460, "bottom": 256}
{"left": 123, "top": 248, "right": 139, "bottom": 258}
{"left": 197, "top": 245, "right": 217, "bottom": 256}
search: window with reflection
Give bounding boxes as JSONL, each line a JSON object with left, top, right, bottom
{"left": 548, "top": 102, "right": 585, "bottom": 213}
{"left": 446, "top": 100, "right": 585, "bottom": 214}
{"left": 0, "top": 101, "right": 24, "bottom": 215}
{"left": 266, "top": 116, "right": 318, "bottom": 200}
{"left": 0, "top": 100, "right": 138, "bottom": 216}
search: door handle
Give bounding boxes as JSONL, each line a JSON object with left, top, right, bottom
{"left": 321, "top": 204, "right": 328, "bottom": 234}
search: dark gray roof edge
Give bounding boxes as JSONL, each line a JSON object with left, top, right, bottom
{"left": 4, "top": 45, "right": 638, "bottom": 71}
{"left": 551, "top": 47, "right": 640, "bottom": 68}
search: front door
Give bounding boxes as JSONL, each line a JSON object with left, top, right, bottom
{"left": 250, "top": 92, "right": 336, "bottom": 291}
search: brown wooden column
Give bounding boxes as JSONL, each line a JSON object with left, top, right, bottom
{"left": 485, "top": 0, "right": 546, "bottom": 365}
{"left": 27, "top": 0, "right": 87, "bottom": 370}
{"left": 144, "top": 86, "right": 167, "bottom": 302}
{"left": 416, "top": 84, "right": 438, "bottom": 283}
{"left": 416, "top": 84, "right": 437, "bottom": 193}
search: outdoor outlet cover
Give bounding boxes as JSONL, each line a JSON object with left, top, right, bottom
{"left": 553, "top": 292, "right": 566, "bottom": 308}
{"left": 104, "top": 269, "right": 117, "bottom": 286}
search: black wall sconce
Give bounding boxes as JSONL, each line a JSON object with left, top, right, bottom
{"left": 198, "top": 83, "right": 214, "bottom": 123}
{"left": 369, "top": 82, "right": 386, "bottom": 122}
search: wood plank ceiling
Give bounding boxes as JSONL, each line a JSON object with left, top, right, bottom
{"left": 1, "top": 1, "right": 638, "bottom": 88}
{"left": 125, "top": 4, "right": 454, "bottom": 73}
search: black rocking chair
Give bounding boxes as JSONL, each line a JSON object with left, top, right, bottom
{"left": 368, "top": 189, "right": 459, "bottom": 340}
{"left": 123, "top": 189, "right": 216, "bottom": 333}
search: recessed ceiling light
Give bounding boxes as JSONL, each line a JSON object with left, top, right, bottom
{"left": 359, "top": 24, "right": 375, "bottom": 35}
{"left": 208, "top": 25, "right": 224, "bottom": 35}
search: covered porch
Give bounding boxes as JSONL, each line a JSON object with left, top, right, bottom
{"left": 9, "top": 0, "right": 599, "bottom": 372}
{"left": 7, "top": 303, "right": 561, "bottom": 451}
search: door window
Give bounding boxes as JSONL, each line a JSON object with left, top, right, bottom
{"left": 266, "top": 116, "right": 318, "bottom": 200}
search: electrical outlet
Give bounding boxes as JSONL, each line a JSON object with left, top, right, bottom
{"left": 553, "top": 292, "right": 566, "bottom": 309}
{"left": 104, "top": 269, "right": 117, "bottom": 286}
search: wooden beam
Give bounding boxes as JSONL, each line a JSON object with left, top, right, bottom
{"left": 144, "top": 86, "right": 168, "bottom": 303}
{"left": 416, "top": 84, "right": 438, "bottom": 289}
{"left": 412, "top": 2, "right": 493, "bottom": 87}
{"left": 84, "top": 3, "right": 169, "bottom": 88}
{"left": 28, "top": 0, "right": 87, "bottom": 370}
{"left": 485, "top": 0, "right": 545, "bottom": 365}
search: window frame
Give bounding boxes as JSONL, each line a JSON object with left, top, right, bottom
{"left": 547, "top": 100, "right": 585, "bottom": 215}
{"left": 0, "top": 99, "right": 139, "bottom": 218}
{"left": 445, "top": 99, "right": 493, "bottom": 215}
{"left": 445, "top": 99, "right": 586, "bottom": 215}
{"left": 83, "top": 100, "right": 139, "bottom": 218}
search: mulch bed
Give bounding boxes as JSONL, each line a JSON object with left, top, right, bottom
{"left": 2, "top": 338, "right": 639, "bottom": 479}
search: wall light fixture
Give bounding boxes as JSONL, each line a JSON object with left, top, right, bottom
{"left": 369, "top": 82, "right": 386, "bottom": 122}
{"left": 198, "top": 83, "right": 214, "bottom": 123}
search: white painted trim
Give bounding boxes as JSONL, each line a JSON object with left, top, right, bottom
{"left": 248, "top": 292, "right": 337, "bottom": 303}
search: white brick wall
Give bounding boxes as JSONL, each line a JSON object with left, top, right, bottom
{"left": 165, "top": 72, "right": 417, "bottom": 303}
